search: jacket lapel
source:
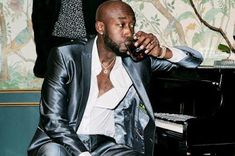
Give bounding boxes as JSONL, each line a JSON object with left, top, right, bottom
{"left": 122, "top": 58, "right": 155, "bottom": 121}
{"left": 81, "top": 39, "right": 93, "bottom": 102}
{"left": 76, "top": 38, "right": 94, "bottom": 128}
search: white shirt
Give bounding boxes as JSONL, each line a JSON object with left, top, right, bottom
{"left": 77, "top": 37, "right": 132, "bottom": 137}
{"left": 168, "top": 47, "right": 187, "bottom": 62}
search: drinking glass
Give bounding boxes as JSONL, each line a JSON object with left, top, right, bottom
{"left": 125, "top": 40, "right": 146, "bottom": 62}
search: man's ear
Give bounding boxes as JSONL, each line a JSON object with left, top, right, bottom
{"left": 95, "top": 21, "right": 104, "bottom": 35}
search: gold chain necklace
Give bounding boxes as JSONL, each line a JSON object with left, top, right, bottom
{"left": 101, "top": 57, "right": 116, "bottom": 74}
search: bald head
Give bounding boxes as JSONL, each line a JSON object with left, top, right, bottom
{"left": 96, "top": 0, "right": 135, "bottom": 22}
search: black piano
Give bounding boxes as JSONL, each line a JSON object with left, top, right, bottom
{"left": 150, "top": 66, "right": 235, "bottom": 156}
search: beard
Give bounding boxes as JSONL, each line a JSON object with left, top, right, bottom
{"left": 103, "top": 33, "right": 128, "bottom": 57}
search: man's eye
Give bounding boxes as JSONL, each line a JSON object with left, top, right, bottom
{"left": 118, "top": 24, "right": 124, "bottom": 28}
{"left": 117, "top": 23, "right": 135, "bottom": 29}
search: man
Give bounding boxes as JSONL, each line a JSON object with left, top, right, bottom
{"left": 32, "top": 0, "right": 107, "bottom": 78}
{"left": 28, "top": 1, "right": 203, "bottom": 156}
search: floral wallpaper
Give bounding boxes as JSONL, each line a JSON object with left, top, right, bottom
{"left": 0, "top": 0, "right": 43, "bottom": 89}
{"left": 124, "top": 0, "right": 235, "bottom": 64}
{"left": 0, "top": 0, "right": 235, "bottom": 89}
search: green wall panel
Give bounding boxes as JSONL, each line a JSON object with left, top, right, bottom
{"left": 0, "top": 93, "right": 41, "bottom": 103}
{"left": 0, "top": 106, "right": 39, "bottom": 156}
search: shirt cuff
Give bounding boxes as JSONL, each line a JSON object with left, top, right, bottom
{"left": 79, "top": 151, "right": 92, "bottom": 156}
{"left": 167, "top": 47, "right": 187, "bottom": 63}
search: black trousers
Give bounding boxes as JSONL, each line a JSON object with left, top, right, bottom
{"left": 36, "top": 135, "right": 144, "bottom": 156}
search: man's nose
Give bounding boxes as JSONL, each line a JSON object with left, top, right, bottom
{"left": 123, "top": 26, "right": 134, "bottom": 38}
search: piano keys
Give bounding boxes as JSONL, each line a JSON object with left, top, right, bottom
{"left": 155, "top": 113, "right": 196, "bottom": 134}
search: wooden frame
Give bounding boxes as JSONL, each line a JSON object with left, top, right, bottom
{"left": 0, "top": 89, "right": 40, "bottom": 107}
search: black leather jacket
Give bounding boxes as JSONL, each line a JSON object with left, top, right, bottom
{"left": 28, "top": 37, "right": 203, "bottom": 156}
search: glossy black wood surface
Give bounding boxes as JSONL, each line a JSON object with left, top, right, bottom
{"left": 150, "top": 66, "right": 235, "bottom": 156}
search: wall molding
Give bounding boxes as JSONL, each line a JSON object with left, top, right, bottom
{"left": 0, "top": 90, "right": 41, "bottom": 107}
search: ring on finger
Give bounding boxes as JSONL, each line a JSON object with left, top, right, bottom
{"left": 150, "top": 41, "right": 155, "bottom": 45}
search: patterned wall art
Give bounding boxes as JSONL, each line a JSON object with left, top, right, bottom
{"left": 0, "top": 0, "right": 43, "bottom": 90}
{"left": 0, "top": 0, "right": 235, "bottom": 89}
{"left": 124, "top": 0, "right": 235, "bottom": 64}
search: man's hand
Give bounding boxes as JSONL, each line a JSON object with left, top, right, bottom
{"left": 133, "top": 31, "right": 173, "bottom": 59}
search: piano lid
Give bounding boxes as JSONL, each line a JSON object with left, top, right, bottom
{"left": 149, "top": 67, "right": 235, "bottom": 119}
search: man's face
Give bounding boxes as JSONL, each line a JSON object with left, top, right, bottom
{"left": 103, "top": 31, "right": 128, "bottom": 57}
{"left": 102, "top": 9, "right": 136, "bottom": 56}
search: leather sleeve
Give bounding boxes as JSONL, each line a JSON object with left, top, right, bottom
{"left": 150, "top": 46, "right": 203, "bottom": 72}
{"left": 172, "top": 46, "right": 204, "bottom": 68}
{"left": 39, "top": 47, "right": 88, "bottom": 155}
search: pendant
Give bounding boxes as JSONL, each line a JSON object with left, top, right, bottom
{"left": 103, "top": 69, "right": 109, "bottom": 74}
